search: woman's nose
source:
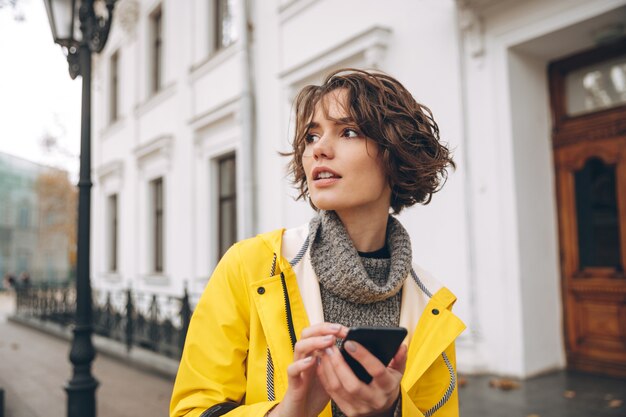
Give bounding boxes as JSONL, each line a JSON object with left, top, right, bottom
{"left": 312, "top": 135, "right": 334, "bottom": 160}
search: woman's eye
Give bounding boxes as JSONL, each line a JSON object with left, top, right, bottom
{"left": 343, "top": 128, "right": 360, "bottom": 138}
{"left": 305, "top": 133, "right": 320, "bottom": 143}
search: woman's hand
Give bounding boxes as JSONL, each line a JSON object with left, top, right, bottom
{"left": 269, "top": 322, "right": 348, "bottom": 417}
{"left": 317, "top": 340, "right": 408, "bottom": 417}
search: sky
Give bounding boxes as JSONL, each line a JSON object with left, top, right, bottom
{"left": 0, "top": 0, "right": 81, "bottom": 179}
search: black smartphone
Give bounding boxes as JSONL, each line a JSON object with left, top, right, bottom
{"left": 339, "top": 326, "right": 408, "bottom": 384}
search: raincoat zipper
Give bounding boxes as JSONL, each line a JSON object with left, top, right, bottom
{"left": 280, "top": 272, "right": 297, "bottom": 351}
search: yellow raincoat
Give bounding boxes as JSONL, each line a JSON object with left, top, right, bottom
{"left": 170, "top": 225, "right": 466, "bottom": 417}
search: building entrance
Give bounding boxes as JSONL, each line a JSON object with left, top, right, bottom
{"left": 549, "top": 39, "right": 626, "bottom": 377}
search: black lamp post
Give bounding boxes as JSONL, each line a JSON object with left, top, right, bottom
{"left": 43, "top": 1, "right": 116, "bottom": 416}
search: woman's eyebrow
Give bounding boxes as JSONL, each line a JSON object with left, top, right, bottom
{"left": 335, "top": 117, "right": 355, "bottom": 125}
{"left": 305, "top": 118, "right": 355, "bottom": 130}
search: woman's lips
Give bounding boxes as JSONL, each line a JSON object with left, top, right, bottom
{"left": 312, "top": 166, "right": 341, "bottom": 180}
{"left": 313, "top": 177, "right": 340, "bottom": 186}
{"left": 310, "top": 167, "right": 341, "bottom": 187}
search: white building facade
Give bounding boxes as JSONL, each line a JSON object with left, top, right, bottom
{"left": 92, "top": 0, "right": 626, "bottom": 378}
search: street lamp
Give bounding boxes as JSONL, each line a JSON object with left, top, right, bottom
{"left": 44, "top": 1, "right": 116, "bottom": 416}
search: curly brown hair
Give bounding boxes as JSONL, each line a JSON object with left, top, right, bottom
{"left": 286, "top": 68, "right": 455, "bottom": 214}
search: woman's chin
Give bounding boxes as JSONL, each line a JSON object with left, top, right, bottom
{"left": 309, "top": 198, "right": 341, "bottom": 212}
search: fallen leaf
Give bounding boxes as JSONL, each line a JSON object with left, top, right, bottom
{"left": 527, "top": 414, "right": 540, "bottom": 417}
{"left": 489, "top": 378, "right": 520, "bottom": 390}
{"left": 608, "top": 399, "right": 623, "bottom": 408}
{"left": 458, "top": 376, "right": 468, "bottom": 388}
{"left": 563, "top": 390, "right": 576, "bottom": 399}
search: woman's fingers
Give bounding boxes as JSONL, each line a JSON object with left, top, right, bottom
{"left": 293, "top": 334, "right": 337, "bottom": 359}
{"left": 294, "top": 322, "right": 349, "bottom": 360}
{"left": 300, "top": 322, "right": 348, "bottom": 339}
{"left": 387, "top": 343, "right": 408, "bottom": 374}
{"left": 281, "top": 323, "right": 351, "bottom": 417}
{"left": 318, "top": 343, "right": 403, "bottom": 416}
{"left": 287, "top": 356, "right": 316, "bottom": 378}
{"left": 341, "top": 341, "right": 390, "bottom": 383}
{"left": 317, "top": 347, "right": 344, "bottom": 393}
{"left": 318, "top": 346, "right": 380, "bottom": 415}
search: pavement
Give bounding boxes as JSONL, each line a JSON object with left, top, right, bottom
{"left": 458, "top": 371, "right": 626, "bottom": 417}
{"left": 0, "top": 291, "right": 625, "bottom": 417}
{"left": 0, "top": 292, "right": 173, "bottom": 417}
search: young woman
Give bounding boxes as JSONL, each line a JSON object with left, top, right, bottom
{"left": 170, "top": 69, "right": 465, "bottom": 417}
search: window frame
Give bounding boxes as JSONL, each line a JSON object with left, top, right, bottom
{"left": 149, "top": 5, "right": 163, "bottom": 95}
{"left": 18, "top": 203, "right": 30, "bottom": 229}
{"left": 214, "top": 0, "right": 237, "bottom": 51}
{"left": 548, "top": 38, "right": 626, "bottom": 148}
{"left": 109, "top": 50, "right": 120, "bottom": 123}
{"left": 107, "top": 193, "right": 119, "bottom": 273}
{"left": 216, "top": 153, "right": 237, "bottom": 259}
{"left": 151, "top": 177, "right": 164, "bottom": 273}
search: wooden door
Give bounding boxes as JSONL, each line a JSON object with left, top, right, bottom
{"left": 549, "top": 39, "right": 626, "bottom": 377}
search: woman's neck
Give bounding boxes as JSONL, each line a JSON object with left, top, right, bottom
{"left": 335, "top": 208, "right": 389, "bottom": 252}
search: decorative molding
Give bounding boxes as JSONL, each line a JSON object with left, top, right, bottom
{"left": 134, "top": 82, "right": 177, "bottom": 119}
{"left": 189, "top": 97, "right": 240, "bottom": 134}
{"left": 193, "top": 110, "right": 240, "bottom": 161}
{"left": 99, "top": 272, "right": 123, "bottom": 283}
{"left": 99, "top": 116, "right": 126, "bottom": 141}
{"left": 143, "top": 274, "right": 170, "bottom": 286}
{"left": 457, "top": 1, "right": 485, "bottom": 60}
{"left": 457, "top": 0, "right": 516, "bottom": 14}
{"left": 116, "top": 0, "right": 141, "bottom": 37}
{"left": 555, "top": 117, "right": 626, "bottom": 149}
{"left": 280, "top": 25, "right": 392, "bottom": 92}
{"left": 189, "top": 43, "right": 241, "bottom": 83}
{"left": 97, "top": 160, "right": 124, "bottom": 182}
{"left": 570, "top": 277, "right": 626, "bottom": 293}
{"left": 134, "top": 135, "right": 173, "bottom": 170}
{"left": 279, "top": 0, "right": 320, "bottom": 24}
{"left": 456, "top": 0, "right": 522, "bottom": 60}
{"left": 571, "top": 282, "right": 626, "bottom": 292}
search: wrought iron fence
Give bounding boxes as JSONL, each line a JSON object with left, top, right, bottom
{"left": 14, "top": 283, "right": 193, "bottom": 359}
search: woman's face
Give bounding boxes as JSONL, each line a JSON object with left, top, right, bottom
{"left": 302, "top": 89, "right": 391, "bottom": 218}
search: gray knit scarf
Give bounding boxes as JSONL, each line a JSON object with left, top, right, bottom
{"left": 308, "top": 210, "right": 411, "bottom": 305}
{"left": 308, "top": 211, "right": 410, "bottom": 417}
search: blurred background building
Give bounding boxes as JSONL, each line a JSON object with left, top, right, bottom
{"left": 89, "top": 0, "right": 626, "bottom": 380}
{"left": 0, "top": 152, "right": 76, "bottom": 285}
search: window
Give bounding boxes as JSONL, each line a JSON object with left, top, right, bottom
{"left": 566, "top": 53, "right": 626, "bottom": 116}
{"left": 45, "top": 255, "right": 55, "bottom": 280}
{"left": 18, "top": 204, "right": 30, "bottom": 229}
{"left": 151, "top": 178, "right": 164, "bottom": 273}
{"left": 16, "top": 249, "right": 30, "bottom": 274}
{"left": 109, "top": 51, "right": 120, "bottom": 123}
{"left": 0, "top": 199, "right": 8, "bottom": 225}
{"left": 150, "top": 6, "right": 163, "bottom": 94}
{"left": 217, "top": 154, "right": 237, "bottom": 258}
{"left": 214, "top": 0, "right": 238, "bottom": 50}
{"left": 574, "top": 158, "right": 621, "bottom": 268}
{"left": 107, "top": 194, "right": 118, "bottom": 272}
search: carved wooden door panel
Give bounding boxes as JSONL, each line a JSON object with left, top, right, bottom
{"left": 550, "top": 40, "right": 626, "bottom": 377}
{"left": 555, "top": 140, "right": 626, "bottom": 377}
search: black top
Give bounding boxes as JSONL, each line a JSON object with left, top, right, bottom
{"left": 357, "top": 245, "right": 390, "bottom": 259}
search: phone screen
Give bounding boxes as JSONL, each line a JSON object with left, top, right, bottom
{"left": 339, "top": 326, "right": 407, "bottom": 383}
